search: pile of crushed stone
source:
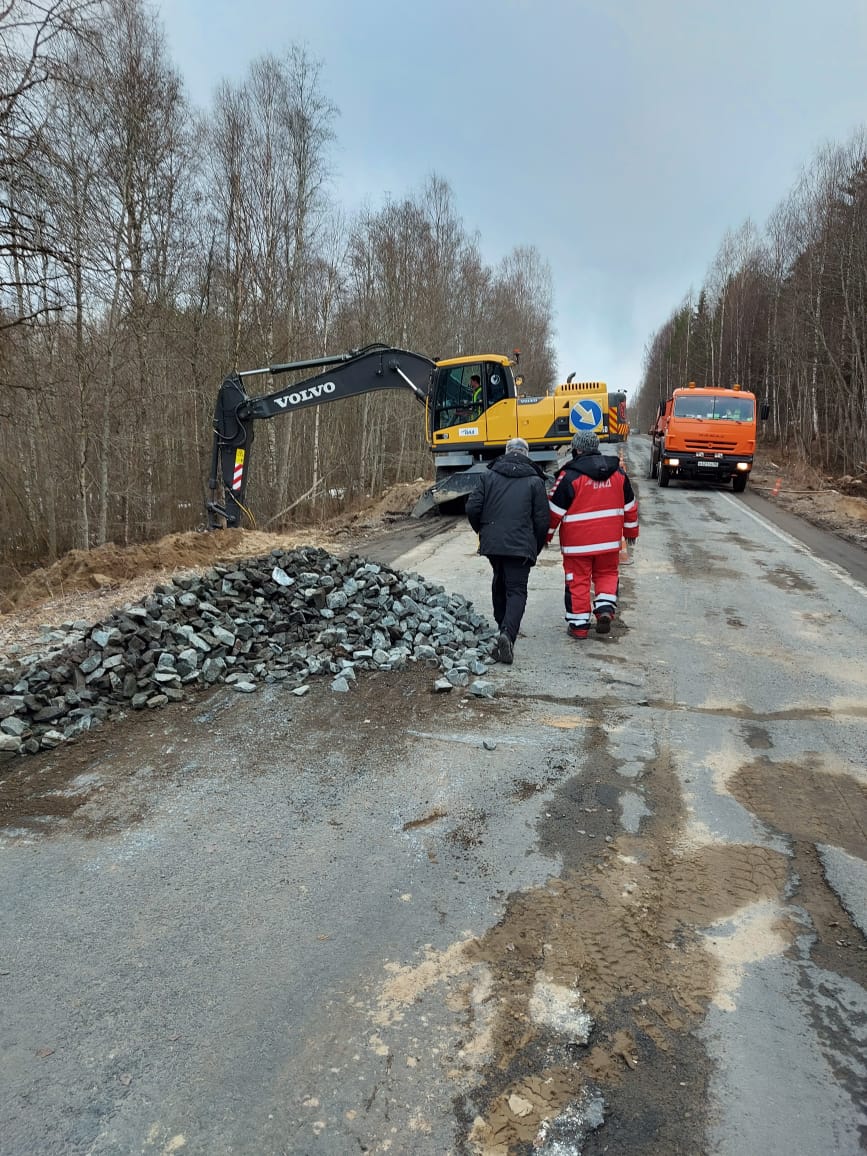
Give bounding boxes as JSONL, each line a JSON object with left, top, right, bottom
{"left": 0, "top": 546, "right": 498, "bottom": 760}
{"left": 0, "top": 481, "right": 434, "bottom": 614}
{"left": 0, "top": 529, "right": 346, "bottom": 612}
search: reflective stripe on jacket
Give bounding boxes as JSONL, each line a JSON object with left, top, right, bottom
{"left": 548, "top": 454, "right": 638, "bottom": 554}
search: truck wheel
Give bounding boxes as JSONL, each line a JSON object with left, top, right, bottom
{"left": 648, "top": 446, "right": 659, "bottom": 480}
{"left": 657, "top": 462, "right": 670, "bottom": 488}
{"left": 732, "top": 474, "right": 748, "bottom": 493}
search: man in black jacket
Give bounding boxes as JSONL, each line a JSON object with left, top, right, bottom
{"left": 465, "top": 437, "right": 550, "bottom": 664}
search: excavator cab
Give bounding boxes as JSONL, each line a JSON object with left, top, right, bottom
{"left": 431, "top": 364, "right": 479, "bottom": 430}
{"left": 428, "top": 356, "right": 517, "bottom": 438}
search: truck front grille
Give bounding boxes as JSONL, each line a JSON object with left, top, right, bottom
{"left": 684, "top": 439, "right": 737, "bottom": 452}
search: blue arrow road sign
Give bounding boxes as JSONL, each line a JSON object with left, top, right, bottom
{"left": 570, "top": 398, "right": 603, "bottom": 431}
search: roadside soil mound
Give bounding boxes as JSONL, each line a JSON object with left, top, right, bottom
{"left": 750, "top": 448, "right": 867, "bottom": 548}
{"left": 1, "top": 530, "right": 342, "bottom": 611}
{"left": 0, "top": 480, "right": 432, "bottom": 652}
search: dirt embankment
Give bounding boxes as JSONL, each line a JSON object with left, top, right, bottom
{"left": 750, "top": 448, "right": 867, "bottom": 548}
{"left": 0, "top": 482, "right": 430, "bottom": 654}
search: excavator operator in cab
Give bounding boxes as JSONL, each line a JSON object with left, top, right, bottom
{"left": 470, "top": 373, "right": 483, "bottom": 415}
{"left": 455, "top": 373, "right": 483, "bottom": 422}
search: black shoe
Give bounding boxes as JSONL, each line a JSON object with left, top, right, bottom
{"left": 496, "top": 632, "right": 514, "bottom": 664}
{"left": 595, "top": 613, "right": 612, "bottom": 635}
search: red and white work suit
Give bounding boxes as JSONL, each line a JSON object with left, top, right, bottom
{"left": 547, "top": 452, "right": 639, "bottom": 629}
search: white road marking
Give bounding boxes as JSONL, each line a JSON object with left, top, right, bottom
{"left": 718, "top": 490, "right": 867, "bottom": 600}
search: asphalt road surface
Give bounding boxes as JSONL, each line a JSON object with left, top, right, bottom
{"left": 2, "top": 442, "right": 866, "bottom": 1155}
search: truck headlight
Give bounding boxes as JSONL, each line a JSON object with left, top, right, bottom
{"left": 665, "top": 457, "right": 680, "bottom": 467}
{"left": 736, "top": 462, "right": 750, "bottom": 471}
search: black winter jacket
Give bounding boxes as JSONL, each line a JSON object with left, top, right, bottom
{"left": 465, "top": 453, "right": 550, "bottom": 562}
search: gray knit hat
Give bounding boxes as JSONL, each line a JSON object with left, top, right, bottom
{"left": 571, "top": 430, "right": 599, "bottom": 455}
{"left": 505, "top": 437, "right": 530, "bottom": 456}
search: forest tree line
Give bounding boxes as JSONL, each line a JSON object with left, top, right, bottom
{"left": 634, "top": 131, "right": 867, "bottom": 480}
{"left": 0, "top": 0, "right": 557, "bottom": 567}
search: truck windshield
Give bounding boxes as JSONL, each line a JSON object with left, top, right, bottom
{"left": 673, "top": 395, "right": 754, "bottom": 421}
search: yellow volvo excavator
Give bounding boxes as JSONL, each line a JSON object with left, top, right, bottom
{"left": 207, "top": 343, "right": 609, "bottom": 527}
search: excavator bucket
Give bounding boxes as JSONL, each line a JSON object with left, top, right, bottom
{"left": 411, "top": 466, "right": 487, "bottom": 517}
{"left": 411, "top": 490, "right": 439, "bottom": 518}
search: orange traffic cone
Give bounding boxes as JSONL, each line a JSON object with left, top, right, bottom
{"left": 771, "top": 477, "right": 782, "bottom": 497}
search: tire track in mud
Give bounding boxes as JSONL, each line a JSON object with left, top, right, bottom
{"left": 452, "top": 730, "right": 792, "bottom": 1155}
{"left": 366, "top": 707, "right": 799, "bottom": 1155}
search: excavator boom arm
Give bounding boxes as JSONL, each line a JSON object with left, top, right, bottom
{"left": 207, "top": 345, "right": 435, "bottom": 529}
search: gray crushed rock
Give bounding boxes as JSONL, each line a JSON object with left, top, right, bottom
{"left": 0, "top": 546, "right": 497, "bottom": 759}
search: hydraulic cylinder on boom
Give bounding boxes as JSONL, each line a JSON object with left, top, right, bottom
{"left": 207, "top": 344, "right": 434, "bottom": 529}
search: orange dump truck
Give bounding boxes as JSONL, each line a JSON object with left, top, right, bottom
{"left": 648, "top": 382, "right": 768, "bottom": 493}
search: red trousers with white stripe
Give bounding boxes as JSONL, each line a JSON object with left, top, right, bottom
{"left": 562, "top": 551, "right": 620, "bottom": 627}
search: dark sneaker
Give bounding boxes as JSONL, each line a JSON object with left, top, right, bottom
{"left": 595, "top": 613, "right": 612, "bottom": 635}
{"left": 568, "top": 625, "right": 589, "bottom": 640}
{"left": 496, "top": 632, "right": 514, "bottom": 664}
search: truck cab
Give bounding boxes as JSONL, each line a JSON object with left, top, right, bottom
{"left": 649, "top": 383, "right": 766, "bottom": 493}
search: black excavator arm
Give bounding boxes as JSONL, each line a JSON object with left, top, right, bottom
{"left": 207, "top": 343, "right": 435, "bottom": 528}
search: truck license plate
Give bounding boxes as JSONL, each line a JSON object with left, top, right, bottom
{"left": 697, "top": 461, "right": 719, "bottom": 468}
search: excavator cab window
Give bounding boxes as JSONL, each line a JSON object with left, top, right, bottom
{"left": 430, "top": 361, "right": 516, "bottom": 430}
{"left": 432, "top": 363, "right": 483, "bottom": 429}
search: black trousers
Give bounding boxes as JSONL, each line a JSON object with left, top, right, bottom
{"left": 487, "top": 555, "right": 532, "bottom": 642}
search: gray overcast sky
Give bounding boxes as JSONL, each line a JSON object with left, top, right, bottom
{"left": 157, "top": 0, "right": 867, "bottom": 392}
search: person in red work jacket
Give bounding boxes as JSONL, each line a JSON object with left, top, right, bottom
{"left": 547, "top": 430, "right": 639, "bottom": 638}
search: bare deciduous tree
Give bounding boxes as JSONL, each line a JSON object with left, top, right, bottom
{"left": 0, "top": 0, "right": 101, "bottom": 326}
{"left": 0, "top": 20, "right": 559, "bottom": 567}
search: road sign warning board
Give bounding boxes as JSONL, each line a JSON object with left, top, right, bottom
{"left": 569, "top": 398, "right": 603, "bottom": 432}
